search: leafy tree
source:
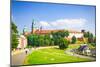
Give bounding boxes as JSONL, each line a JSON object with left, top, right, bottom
{"left": 38, "top": 35, "right": 45, "bottom": 46}
{"left": 52, "top": 30, "right": 69, "bottom": 38}
{"left": 27, "top": 34, "right": 39, "bottom": 47}
{"left": 27, "top": 34, "right": 51, "bottom": 47}
{"left": 33, "top": 34, "right": 39, "bottom": 47}
{"left": 27, "top": 30, "right": 69, "bottom": 48}
{"left": 11, "top": 33, "right": 18, "bottom": 49}
{"left": 84, "top": 31, "right": 90, "bottom": 38}
{"left": 52, "top": 30, "right": 69, "bottom": 49}
{"left": 91, "top": 43, "right": 96, "bottom": 47}
{"left": 11, "top": 22, "right": 18, "bottom": 33}
{"left": 93, "top": 37, "right": 96, "bottom": 43}
{"left": 83, "top": 31, "right": 94, "bottom": 43}
{"left": 71, "top": 36, "right": 76, "bottom": 44}
{"left": 88, "top": 33, "right": 94, "bottom": 43}
{"left": 27, "top": 34, "right": 34, "bottom": 46}
{"left": 11, "top": 22, "right": 18, "bottom": 49}
{"left": 59, "top": 38, "right": 68, "bottom": 49}
{"left": 44, "top": 34, "right": 51, "bottom": 46}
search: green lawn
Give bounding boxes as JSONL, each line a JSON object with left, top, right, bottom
{"left": 24, "top": 47, "right": 93, "bottom": 65}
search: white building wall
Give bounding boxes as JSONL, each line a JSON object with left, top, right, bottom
{"left": 17, "top": 35, "right": 27, "bottom": 48}
{"left": 68, "top": 33, "right": 83, "bottom": 38}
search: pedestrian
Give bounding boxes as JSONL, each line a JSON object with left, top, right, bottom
{"left": 25, "top": 48, "right": 28, "bottom": 54}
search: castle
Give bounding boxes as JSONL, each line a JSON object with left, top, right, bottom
{"left": 23, "top": 20, "right": 84, "bottom": 38}
{"left": 17, "top": 20, "right": 84, "bottom": 48}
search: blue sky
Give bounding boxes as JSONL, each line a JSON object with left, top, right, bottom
{"left": 12, "top": 1, "right": 96, "bottom": 35}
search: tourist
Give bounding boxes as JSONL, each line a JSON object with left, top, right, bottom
{"left": 25, "top": 48, "right": 29, "bottom": 54}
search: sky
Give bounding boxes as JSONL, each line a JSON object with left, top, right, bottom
{"left": 11, "top": 1, "right": 96, "bottom": 35}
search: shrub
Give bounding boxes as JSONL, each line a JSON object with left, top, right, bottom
{"left": 59, "top": 38, "right": 69, "bottom": 49}
{"left": 91, "top": 43, "right": 96, "bottom": 47}
{"left": 26, "top": 45, "right": 32, "bottom": 48}
{"left": 71, "top": 36, "right": 76, "bottom": 44}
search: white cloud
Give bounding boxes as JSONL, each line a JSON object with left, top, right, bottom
{"left": 39, "top": 18, "right": 87, "bottom": 29}
{"left": 51, "top": 18, "right": 86, "bottom": 26}
{"left": 39, "top": 21, "right": 50, "bottom": 27}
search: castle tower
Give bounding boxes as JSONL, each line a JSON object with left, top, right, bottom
{"left": 81, "top": 29, "right": 85, "bottom": 33}
{"left": 23, "top": 26, "right": 28, "bottom": 35}
{"left": 31, "top": 19, "right": 36, "bottom": 34}
{"left": 40, "top": 26, "right": 42, "bottom": 31}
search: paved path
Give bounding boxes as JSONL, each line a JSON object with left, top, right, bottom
{"left": 11, "top": 51, "right": 26, "bottom": 66}
{"left": 11, "top": 46, "right": 58, "bottom": 66}
{"left": 11, "top": 49, "right": 32, "bottom": 66}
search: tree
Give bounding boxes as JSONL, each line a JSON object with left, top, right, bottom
{"left": 83, "top": 31, "right": 95, "bottom": 43}
{"left": 84, "top": 31, "right": 90, "bottom": 38}
{"left": 33, "top": 34, "right": 39, "bottom": 47}
{"left": 27, "top": 34, "right": 34, "bottom": 46}
{"left": 27, "top": 30, "right": 69, "bottom": 48}
{"left": 52, "top": 30, "right": 69, "bottom": 49}
{"left": 88, "top": 33, "right": 94, "bottom": 43}
{"left": 11, "top": 33, "right": 18, "bottom": 49}
{"left": 71, "top": 36, "right": 76, "bottom": 44}
{"left": 11, "top": 22, "right": 18, "bottom": 33}
{"left": 59, "top": 38, "right": 68, "bottom": 49}
{"left": 11, "top": 22, "right": 18, "bottom": 49}
{"left": 93, "top": 37, "right": 96, "bottom": 43}
{"left": 44, "top": 34, "right": 51, "bottom": 46}
{"left": 84, "top": 31, "right": 94, "bottom": 43}
{"left": 38, "top": 35, "right": 45, "bottom": 46}
{"left": 52, "top": 30, "right": 69, "bottom": 38}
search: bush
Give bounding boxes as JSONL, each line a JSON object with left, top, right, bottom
{"left": 91, "top": 43, "right": 96, "bottom": 47}
{"left": 71, "top": 36, "right": 76, "bottom": 44}
{"left": 59, "top": 38, "right": 69, "bottom": 49}
{"left": 26, "top": 45, "right": 32, "bottom": 48}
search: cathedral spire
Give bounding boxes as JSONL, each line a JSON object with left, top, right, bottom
{"left": 31, "top": 19, "right": 35, "bottom": 34}
{"left": 23, "top": 26, "right": 27, "bottom": 35}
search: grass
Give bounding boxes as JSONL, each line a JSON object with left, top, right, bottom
{"left": 68, "top": 44, "right": 80, "bottom": 49}
{"left": 24, "top": 47, "right": 93, "bottom": 65}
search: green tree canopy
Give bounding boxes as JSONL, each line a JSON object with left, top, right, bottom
{"left": 83, "top": 31, "right": 94, "bottom": 43}
{"left": 59, "top": 38, "right": 69, "bottom": 49}
{"left": 11, "top": 22, "right": 18, "bottom": 49}
{"left": 11, "top": 22, "right": 18, "bottom": 33}
{"left": 52, "top": 30, "right": 69, "bottom": 39}
{"left": 88, "top": 33, "right": 94, "bottom": 43}
{"left": 71, "top": 36, "right": 76, "bottom": 44}
{"left": 52, "top": 30, "right": 69, "bottom": 49}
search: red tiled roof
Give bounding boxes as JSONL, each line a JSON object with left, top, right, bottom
{"left": 34, "top": 29, "right": 82, "bottom": 34}
{"left": 34, "top": 29, "right": 64, "bottom": 34}
{"left": 24, "top": 29, "right": 82, "bottom": 35}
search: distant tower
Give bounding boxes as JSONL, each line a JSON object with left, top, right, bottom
{"left": 81, "top": 29, "right": 85, "bottom": 33}
{"left": 40, "top": 26, "right": 42, "bottom": 31}
{"left": 39, "top": 26, "right": 42, "bottom": 34}
{"left": 31, "top": 19, "right": 36, "bottom": 34}
{"left": 23, "top": 28, "right": 25, "bottom": 35}
{"left": 23, "top": 26, "right": 28, "bottom": 35}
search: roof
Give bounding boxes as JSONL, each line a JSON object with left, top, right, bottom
{"left": 24, "top": 29, "right": 83, "bottom": 35}
{"left": 35, "top": 29, "right": 64, "bottom": 34}
{"left": 34, "top": 29, "right": 82, "bottom": 34}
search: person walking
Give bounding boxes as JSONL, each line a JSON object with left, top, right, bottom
{"left": 25, "top": 48, "right": 29, "bottom": 54}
